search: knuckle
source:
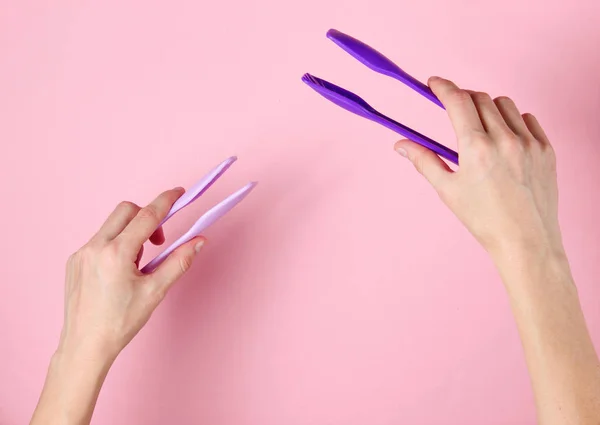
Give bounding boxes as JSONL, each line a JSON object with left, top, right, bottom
{"left": 501, "top": 134, "right": 526, "bottom": 156}
{"left": 67, "top": 243, "right": 98, "bottom": 267}
{"left": 465, "top": 129, "right": 490, "bottom": 146}
{"left": 472, "top": 91, "right": 491, "bottom": 103}
{"left": 74, "top": 243, "right": 96, "bottom": 259}
{"left": 117, "top": 201, "right": 137, "bottom": 214}
{"left": 469, "top": 140, "right": 494, "bottom": 165}
{"left": 468, "top": 129, "right": 490, "bottom": 143}
{"left": 494, "top": 96, "right": 515, "bottom": 108}
{"left": 504, "top": 133, "right": 522, "bottom": 146}
{"left": 449, "top": 89, "right": 472, "bottom": 104}
{"left": 138, "top": 205, "right": 159, "bottom": 221}
{"left": 99, "top": 242, "right": 122, "bottom": 266}
{"left": 80, "top": 243, "right": 96, "bottom": 255}
{"left": 100, "top": 239, "right": 126, "bottom": 263}
{"left": 178, "top": 254, "right": 193, "bottom": 274}
{"left": 105, "top": 240, "right": 121, "bottom": 256}
{"left": 522, "top": 112, "right": 535, "bottom": 121}
{"left": 494, "top": 95, "right": 512, "bottom": 104}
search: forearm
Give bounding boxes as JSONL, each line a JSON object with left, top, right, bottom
{"left": 494, "top": 246, "right": 600, "bottom": 425}
{"left": 30, "top": 347, "right": 114, "bottom": 425}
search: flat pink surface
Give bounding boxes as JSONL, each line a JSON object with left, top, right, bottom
{"left": 1, "top": 1, "right": 600, "bottom": 424}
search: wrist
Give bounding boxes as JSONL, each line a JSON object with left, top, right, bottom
{"left": 487, "top": 228, "right": 565, "bottom": 269}
{"left": 57, "top": 327, "right": 123, "bottom": 365}
{"left": 51, "top": 348, "right": 114, "bottom": 382}
{"left": 490, "top": 241, "right": 574, "bottom": 291}
{"left": 54, "top": 338, "right": 118, "bottom": 377}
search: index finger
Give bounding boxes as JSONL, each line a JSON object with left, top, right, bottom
{"left": 116, "top": 187, "right": 184, "bottom": 257}
{"left": 428, "top": 77, "right": 486, "bottom": 142}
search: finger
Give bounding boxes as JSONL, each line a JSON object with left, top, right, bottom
{"left": 493, "top": 96, "right": 530, "bottom": 137}
{"left": 135, "top": 245, "right": 145, "bottom": 269}
{"left": 117, "top": 187, "right": 184, "bottom": 255}
{"left": 93, "top": 201, "right": 141, "bottom": 242}
{"left": 149, "top": 226, "right": 165, "bottom": 245}
{"left": 394, "top": 139, "right": 453, "bottom": 189}
{"left": 466, "top": 90, "right": 512, "bottom": 136}
{"left": 428, "top": 77, "right": 485, "bottom": 143}
{"left": 522, "top": 113, "right": 551, "bottom": 145}
{"left": 147, "top": 237, "right": 206, "bottom": 296}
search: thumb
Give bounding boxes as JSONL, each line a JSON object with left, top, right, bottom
{"left": 148, "top": 236, "right": 206, "bottom": 295}
{"left": 394, "top": 139, "right": 452, "bottom": 189}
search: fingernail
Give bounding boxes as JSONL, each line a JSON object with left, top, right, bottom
{"left": 173, "top": 186, "right": 185, "bottom": 193}
{"left": 395, "top": 147, "right": 408, "bottom": 157}
{"left": 429, "top": 76, "right": 441, "bottom": 82}
{"left": 194, "top": 240, "right": 205, "bottom": 253}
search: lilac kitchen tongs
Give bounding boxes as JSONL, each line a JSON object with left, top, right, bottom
{"left": 303, "top": 29, "right": 458, "bottom": 165}
{"left": 141, "top": 156, "right": 256, "bottom": 273}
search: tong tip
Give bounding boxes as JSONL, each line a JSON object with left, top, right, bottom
{"left": 326, "top": 28, "right": 341, "bottom": 38}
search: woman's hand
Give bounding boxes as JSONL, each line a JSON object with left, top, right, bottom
{"left": 395, "top": 77, "right": 600, "bottom": 425}
{"left": 394, "top": 77, "right": 562, "bottom": 262}
{"left": 59, "top": 187, "right": 206, "bottom": 363}
{"left": 31, "top": 188, "right": 205, "bottom": 425}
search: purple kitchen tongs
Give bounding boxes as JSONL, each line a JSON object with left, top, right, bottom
{"left": 303, "top": 29, "right": 458, "bottom": 165}
{"left": 141, "top": 156, "right": 256, "bottom": 273}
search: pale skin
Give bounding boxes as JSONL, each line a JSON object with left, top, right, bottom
{"left": 31, "top": 77, "right": 600, "bottom": 425}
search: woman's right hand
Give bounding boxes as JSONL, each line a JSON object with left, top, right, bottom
{"left": 394, "top": 77, "right": 563, "bottom": 263}
{"left": 395, "top": 77, "right": 600, "bottom": 425}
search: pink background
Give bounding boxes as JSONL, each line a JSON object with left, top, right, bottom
{"left": 1, "top": 0, "right": 600, "bottom": 424}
